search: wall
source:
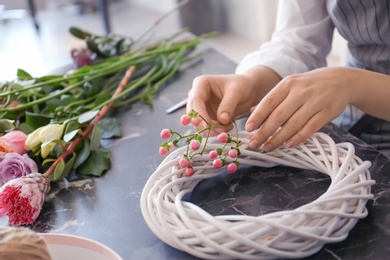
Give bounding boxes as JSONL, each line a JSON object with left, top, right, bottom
{"left": 129, "top": 0, "right": 176, "bottom": 13}
{"left": 128, "top": 0, "right": 347, "bottom": 66}
{"left": 223, "top": 0, "right": 278, "bottom": 43}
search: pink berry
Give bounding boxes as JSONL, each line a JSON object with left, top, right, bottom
{"left": 169, "top": 142, "right": 175, "bottom": 150}
{"left": 181, "top": 115, "right": 191, "bottom": 125}
{"left": 191, "top": 117, "right": 202, "bottom": 127}
{"left": 159, "top": 147, "right": 168, "bottom": 156}
{"left": 209, "top": 150, "right": 218, "bottom": 159}
{"left": 185, "top": 167, "right": 194, "bottom": 176}
{"left": 227, "top": 163, "right": 237, "bottom": 173}
{"left": 218, "top": 132, "right": 229, "bottom": 143}
{"left": 213, "top": 159, "right": 222, "bottom": 169}
{"left": 190, "top": 140, "right": 201, "bottom": 151}
{"left": 160, "top": 129, "right": 171, "bottom": 139}
{"left": 179, "top": 158, "right": 191, "bottom": 168}
{"left": 229, "top": 149, "right": 238, "bottom": 158}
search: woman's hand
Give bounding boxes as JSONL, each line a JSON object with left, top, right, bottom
{"left": 187, "top": 66, "right": 281, "bottom": 134}
{"left": 245, "top": 67, "right": 354, "bottom": 151}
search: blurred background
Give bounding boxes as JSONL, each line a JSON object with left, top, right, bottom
{"left": 0, "top": 0, "right": 347, "bottom": 81}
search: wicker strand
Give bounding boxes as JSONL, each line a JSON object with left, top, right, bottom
{"left": 141, "top": 132, "right": 375, "bottom": 259}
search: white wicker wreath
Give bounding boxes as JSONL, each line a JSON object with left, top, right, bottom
{"left": 141, "top": 131, "right": 375, "bottom": 259}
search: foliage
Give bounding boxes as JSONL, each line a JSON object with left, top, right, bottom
{"left": 0, "top": 27, "right": 216, "bottom": 181}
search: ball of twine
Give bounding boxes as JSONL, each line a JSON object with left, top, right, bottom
{"left": 141, "top": 131, "right": 375, "bottom": 259}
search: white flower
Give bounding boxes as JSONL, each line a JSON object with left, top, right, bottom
{"left": 24, "top": 124, "right": 65, "bottom": 158}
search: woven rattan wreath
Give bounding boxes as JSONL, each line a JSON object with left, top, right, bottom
{"left": 141, "top": 131, "right": 375, "bottom": 259}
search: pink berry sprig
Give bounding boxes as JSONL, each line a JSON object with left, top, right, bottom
{"left": 159, "top": 109, "right": 242, "bottom": 176}
{"left": 208, "top": 132, "right": 240, "bottom": 173}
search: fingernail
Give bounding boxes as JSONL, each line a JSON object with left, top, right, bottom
{"left": 245, "top": 122, "right": 254, "bottom": 132}
{"left": 249, "top": 139, "right": 259, "bottom": 149}
{"left": 285, "top": 140, "right": 294, "bottom": 148}
{"left": 214, "top": 127, "right": 223, "bottom": 133}
{"left": 202, "top": 121, "right": 208, "bottom": 128}
{"left": 220, "top": 112, "right": 230, "bottom": 121}
{"left": 264, "top": 143, "right": 273, "bottom": 152}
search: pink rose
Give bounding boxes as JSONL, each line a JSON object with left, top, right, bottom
{"left": 0, "top": 130, "right": 28, "bottom": 155}
{"left": 0, "top": 152, "right": 38, "bottom": 186}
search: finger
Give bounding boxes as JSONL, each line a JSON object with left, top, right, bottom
{"left": 211, "top": 122, "right": 234, "bottom": 135}
{"left": 187, "top": 76, "right": 214, "bottom": 127}
{"left": 282, "top": 111, "right": 335, "bottom": 149}
{"left": 262, "top": 104, "right": 321, "bottom": 151}
{"left": 248, "top": 91, "right": 306, "bottom": 149}
{"left": 249, "top": 105, "right": 257, "bottom": 113}
{"left": 245, "top": 82, "right": 290, "bottom": 133}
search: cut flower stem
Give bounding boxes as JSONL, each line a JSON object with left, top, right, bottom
{"left": 44, "top": 66, "right": 135, "bottom": 177}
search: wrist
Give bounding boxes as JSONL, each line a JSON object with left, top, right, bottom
{"left": 237, "top": 65, "right": 282, "bottom": 101}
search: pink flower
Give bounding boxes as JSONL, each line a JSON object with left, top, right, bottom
{"left": 213, "top": 159, "right": 223, "bottom": 169}
{"left": 0, "top": 130, "right": 28, "bottom": 155}
{"left": 217, "top": 132, "right": 229, "bottom": 143}
{"left": 229, "top": 149, "right": 238, "bottom": 159}
{"left": 191, "top": 117, "right": 202, "bottom": 127}
{"left": 209, "top": 150, "right": 218, "bottom": 159}
{"left": 0, "top": 173, "right": 50, "bottom": 226}
{"left": 0, "top": 152, "right": 38, "bottom": 186}
{"left": 185, "top": 167, "right": 194, "bottom": 176}
{"left": 227, "top": 163, "right": 237, "bottom": 173}
{"left": 190, "top": 140, "right": 201, "bottom": 151}
{"left": 179, "top": 158, "right": 191, "bottom": 168}
{"left": 180, "top": 115, "right": 191, "bottom": 126}
{"left": 160, "top": 129, "right": 171, "bottom": 139}
{"left": 159, "top": 147, "right": 168, "bottom": 156}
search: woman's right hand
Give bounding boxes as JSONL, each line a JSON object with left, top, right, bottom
{"left": 186, "top": 66, "right": 281, "bottom": 134}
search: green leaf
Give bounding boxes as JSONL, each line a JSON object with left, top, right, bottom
{"left": 73, "top": 140, "right": 91, "bottom": 169}
{"left": 78, "top": 110, "right": 99, "bottom": 124}
{"left": 89, "top": 125, "right": 101, "bottom": 150}
{"left": 45, "top": 98, "right": 62, "bottom": 113}
{"left": 9, "top": 82, "right": 32, "bottom": 98}
{"left": 0, "top": 119, "right": 15, "bottom": 133}
{"left": 62, "top": 153, "right": 76, "bottom": 178}
{"left": 17, "top": 69, "right": 33, "bottom": 80}
{"left": 64, "top": 120, "right": 80, "bottom": 134}
{"left": 53, "top": 159, "right": 66, "bottom": 182}
{"left": 25, "top": 112, "right": 54, "bottom": 130}
{"left": 72, "top": 65, "right": 92, "bottom": 75}
{"left": 63, "top": 129, "right": 79, "bottom": 142}
{"left": 18, "top": 122, "right": 34, "bottom": 134}
{"left": 98, "top": 117, "right": 121, "bottom": 139}
{"left": 140, "top": 93, "right": 153, "bottom": 105}
{"left": 93, "top": 91, "right": 111, "bottom": 107}
{"left": 86, "top": 37, "right": 105, "bottom": 56}
{"left": 194, "top": 135, "right": 203, "bottom": 142}
{"left": 69, "top": 26, "right": 90, "bottom": 39}
{"left": 59, "top": 95, "right": 78, "bottom": 106}
{"left": 77, "top": 148, "right": 110, "bottom": 176}
{"left": 37, "top": 75, "right": 63, "bottom": 84}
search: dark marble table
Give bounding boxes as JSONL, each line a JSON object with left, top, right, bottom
{"left": 1, "top": 48, "right": 389, "bottom": 260}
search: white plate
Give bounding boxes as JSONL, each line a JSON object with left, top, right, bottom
{"left": 40, "top": 233, "right": 122, "bottom": 260}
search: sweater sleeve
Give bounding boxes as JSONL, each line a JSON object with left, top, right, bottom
{"left": 236, "top": 0, "right": 335, "bottom": 78}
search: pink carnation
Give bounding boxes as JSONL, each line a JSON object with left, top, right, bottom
{"left": 0, "top": 152, "right": 38, "bottom": 186}
{"left": 0, "top": 130, "right": 28, "bottom": 155}
{"left": 0, "top": 173, "right": 50, "bottom": 226}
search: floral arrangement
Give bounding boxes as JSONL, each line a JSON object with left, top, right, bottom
{"left": 0, "top": 2, "right": 215, "bottom": 225}
{"left": 159, "top": 110, "right": 244, "bottom": 176}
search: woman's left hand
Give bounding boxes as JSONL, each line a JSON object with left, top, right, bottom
{"left": 245, "top": 67, "right": 354, "bottom": 151}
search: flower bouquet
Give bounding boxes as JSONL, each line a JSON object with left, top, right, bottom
{"left": 0, "top": 3, "right": 216, "bottom": 225}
